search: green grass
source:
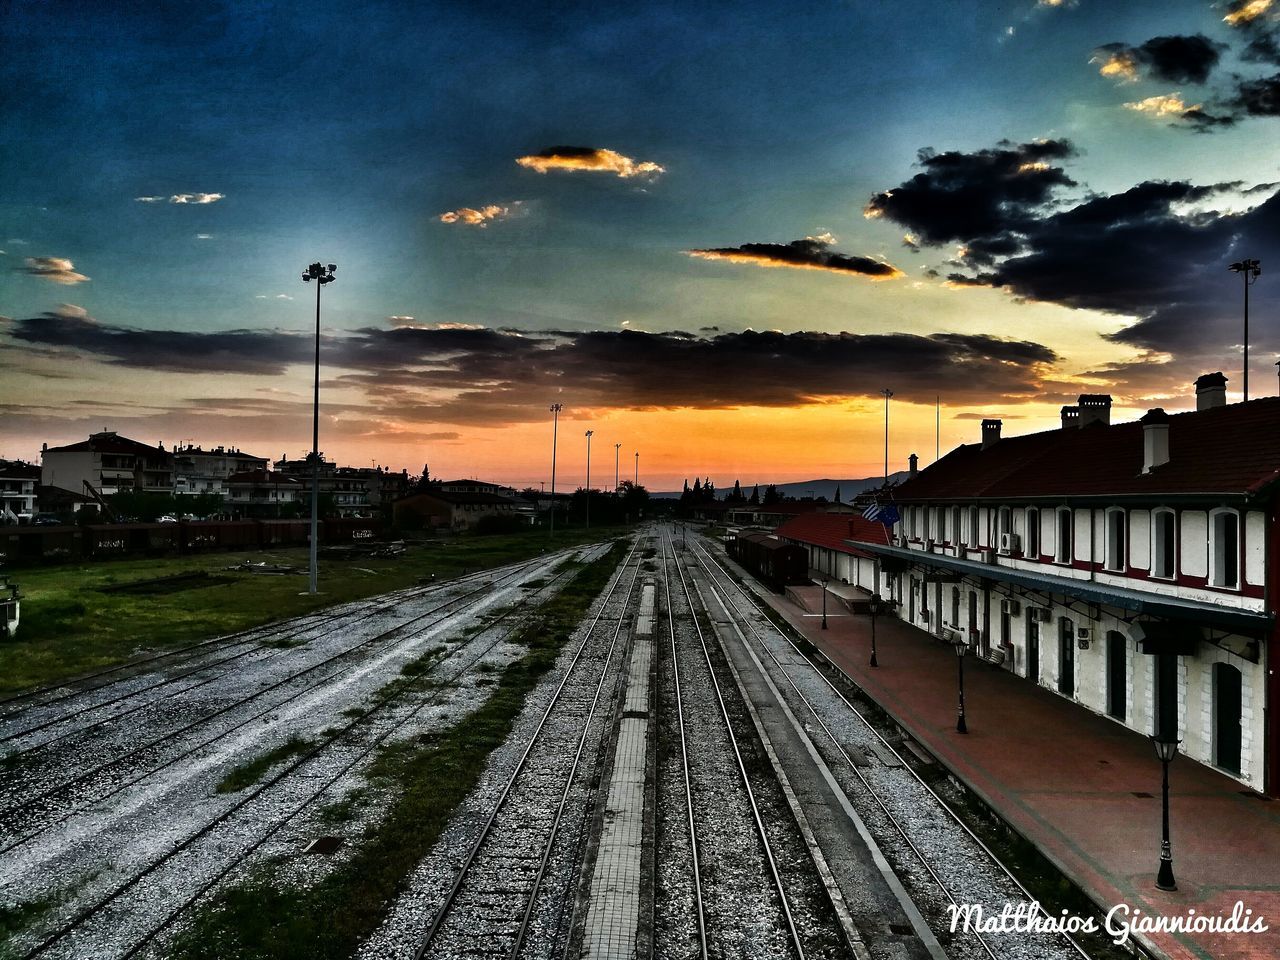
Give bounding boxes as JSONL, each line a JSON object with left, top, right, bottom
{"left": 164, "top": 540, "right": 628, "bottom": 960}
{"left": 216, "top": 738, "right": 316, "bottom": 794}
{"left": 0, "top": 525, "right": 631, "bottom": 695}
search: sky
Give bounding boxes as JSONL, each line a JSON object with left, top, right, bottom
{"left": 1, "top": 0, "right": 1278, "bottom": 490}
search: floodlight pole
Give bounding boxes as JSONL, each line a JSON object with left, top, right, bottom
{"left": 301, "top": 262, "right": 336, "bottom": 595}
{"left": 585, "top": 430, "right": 593, "bottom": 530}
{"left": 549, "top": 404, "right": 562, "bottom": 535}
{"left": 1229, "top": 258, "right": 1261, "bottom": 402}
{"left": 614, "top": 443, "right": 621, "bottom": 493}
{"left": 881, "top": 389, "right": 893, "bottom": 480}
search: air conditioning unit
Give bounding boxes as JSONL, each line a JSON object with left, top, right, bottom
{"left": 999, "top": 532, "right": 1021, "bottom": 554}
{"left": 981, "top": 548, "right": 997, "bottom": 564}
{"left": 1028, "top": 606, "right": 1051, "bottom": 623}
{"left": 1000, "top": 598, "right": 1021, "bottom": 615}
{"left": 941, "top": 627, "right": 960, "bottom": 642}
{"left": 1077, "top": 626, "right": 1093, "bottom": 648}
{"left": 924, "top": 538, "right": 935, "bottom": 551}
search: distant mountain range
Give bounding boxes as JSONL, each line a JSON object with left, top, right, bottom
{"left": 651, "top": 473, "right": 910, "bottom": 501}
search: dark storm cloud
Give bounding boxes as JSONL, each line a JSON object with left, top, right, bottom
{"left": 686, "top": 237, "right": 903, "bottom": 278}
{"left": 1227, "top": 72, "right": 1280, "bottom": 116}
{"left": 863, "top": 139, "right": 1077, "bottom": 246}
{"left": 1094, "top": 35, "right": 1224, "bottom": 84}
{"left": 7, "top": 306, "right": 312, "bottom": 373}
{"left": 867, "top": 134, "right": 1280, "bottom": 365}
{"left": 2, "top": 311, "right": 1059, "bottom": 423}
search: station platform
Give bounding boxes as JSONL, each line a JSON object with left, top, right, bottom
{"left": 756, "top": 580, "right": 1280, "bottom": 960}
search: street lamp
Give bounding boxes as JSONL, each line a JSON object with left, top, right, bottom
{"left": 953, "top": 634, "right": 968, "bottom": 733}
{"left": 300, "top": 261, "right": 336, "bottom": 595}
{"left": 821, "top": 578, "right": 829, "bottom": 630}
{"left": 1229, "top": 258, "right": 1261, "bottom": 402}
{"left": 584, "top": 430, "right": 593, "bottom": 530}
{"left": 869, "top": 593, "right": 881, "bottom": 667}
{"left": 634, "top": 450, "right": 639, "bottom": 486}
{"left": 549, "top": 404, "right": 562, "bottom": 535}
{"left": 614, "top": 442, "right": 621, "bottom": 493}
{"left": 881, "top": 388, "right": 893, "bottom": 481}
{"left": 1153, "top": 736, "right": 1180, "bottom": 891}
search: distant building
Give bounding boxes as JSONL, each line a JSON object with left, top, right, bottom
{"left": 0, "top": 461, "right": 39, "bottom": 523}
{"left": 173, "top": 445, "right": 269, "bottom": 497}
{"left": 224, "top": 469, "right": 302, "bottom": 518}
{"left": 727, "top": 499, "right": 856, "bottom": 528}
{"left": 393, "top": 489, "right": 522, "bottom": 531}
{"left": 273, "top": 456, "right": 372, "bottom": 517}
{"left": 851, "top": 377, "right": 1280, "bottom": 795}
{"left": 438, "top": 478, "right": 520, "bottom": 498}
{"left": 41, "top": 432, "right": 174, "bottom": 504}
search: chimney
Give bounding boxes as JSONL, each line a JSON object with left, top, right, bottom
{"left": 1141, "top": 408, "right": 1170, "bottom": 473}
{"left": 908, "top": 453, "right": 919, "bottom": 476}
{"left": 1061, "top": 405, "right": 1080, "bottom": 429}
{"left": 1077, "top": 394, "right": 1112, "bottom": 427}
{"left": 1195, "top": 372, "right": 1227, "bottom": 411}
{"left": 981, "top": 418, "right": 1002, "bottom": 449}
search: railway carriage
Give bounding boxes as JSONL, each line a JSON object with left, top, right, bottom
{"left": 729, "top": 532, "right": 809, "bottom": 592}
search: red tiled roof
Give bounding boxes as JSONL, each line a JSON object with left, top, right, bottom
{"left": 894, "top": 397, "right": 1280, "bottom": 501}
{"left": 775, "top": 513, "right": 890, "bottom": 556}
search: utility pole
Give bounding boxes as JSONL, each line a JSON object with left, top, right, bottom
{"left": 614, "top": 442, "right": 621, "bottom": 493}
{"left": 634, "top": 450, "right": 639, "bottom": 486}
{"left": 584, "top": 429, "right": 593, "bottom": 530}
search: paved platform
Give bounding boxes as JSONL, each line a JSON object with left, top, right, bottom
{"left": 751, "top": 569, "right": 1280, "bottom": 960}
{"left": 582, "top": 582, "right": 655, "bottom": 960}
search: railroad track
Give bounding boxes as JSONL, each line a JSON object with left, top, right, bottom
{"left": 0, "top": 556, "right": 550, "bottom": 746}
{"left": 7, "top": 542, "right": 622, "bottom": 960}
{"left": 689, "top": 535, "right": 1093, "bottom": 960}
{"left": 411, "top": 538, "right": 645, "bottom": 960}
{"left": 661, "top": 533, "right": 808, "bottom": 960}
{"left": 0, "top": 549, "right": 584, "bottom": 857}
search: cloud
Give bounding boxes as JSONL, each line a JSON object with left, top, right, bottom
{"left": 2, "top": 314, "right": 1059, "bottom": 422}
{"left": 1092, "top": 35, "right": 1224, "bottom": 84}
{"left": 1124, "top": 93, "right": 1197, "bottom": 117}
{"left": 438, "top": 202, "right": 524, "bottom": 227}
{"left": 1227, "top": 72, "right": 1280, "bottom": 115}
{"left": 388, "top": 315, "right": 416, "bottom": 326}
{"left": 1224, "top": 0, "right": 1274, "bottom": 27}
{"left": 19, "top": 256, "right": 90, "bottom": 284}
{"left": 687, "top": 236, "right": 903, "bottom": 279}
{"left": 195, "top": 233, "right": 214, "bottom": 240}
{"left": 864, "top": 139, "right": 1077, "bottom": 249}
{"left": 136, "top": 193, "right": 225, "bottom": 204}
{"left": 515, "top": 146, "right": 664, "bottom": 179}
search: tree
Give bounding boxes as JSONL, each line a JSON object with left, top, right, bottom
{"left": 762, "top": 484, "right": 781, "bottom": 505}
{"left": 834, "top": 484, "right": 842, "bottom": 504}
{"left": 749, "top": 484, "right": 759, "bottom": 504}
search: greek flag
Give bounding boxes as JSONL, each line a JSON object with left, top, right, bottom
{"left": 863, "top": 502, "right": 900, "bottom": 525}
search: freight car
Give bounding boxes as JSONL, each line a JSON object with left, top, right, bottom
{"left": 0, "top": 517, "right": 385, "bottom": 567}
{"left": 729, "top": 532, "right": 809, "bottom": 592}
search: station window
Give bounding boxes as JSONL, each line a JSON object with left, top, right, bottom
{"left": 1210, "top": 509, "right": 1240, "bottom": 589}
{"left": 968, "top": 506, "right": 980, "bottom": 546}
{"left": 1152, "top": 509, "right": 1176, "bottom": 579}
{"left": 1055, "top": 507, "right": 1073, "bottom": 564}
{"left": 1025, "top": 508, "right": 1040, "bottom": 558}
{"left": 1105, "top": 508, "right": 1126, "bottom": 572}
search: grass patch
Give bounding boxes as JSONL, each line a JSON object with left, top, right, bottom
{"left": 0, "top": 896, "right": 55, "bottom": 957}
{"left": 216, "top": 738, "right": 315, "bottom": 794}
{"left": 0, "top": 525, "right": 632, "bottom": 695}
{"left": 165, "top": 540, "right": 628, "bottom": 960}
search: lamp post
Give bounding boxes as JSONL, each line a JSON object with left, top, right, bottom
{"left": 1229, "top": 259, "right": 1261, "bottom": 402}
{"left": 300, "top": 262, "right": 336, "bottom": 595}
{"left": 869, "top": 592, "right": 881, "bottom": 667}
{"left": 953, "top": 634, "right": 968, "bottom": 733}
{"left": 821, "top": 578, "right": 829, "bottom": 630}
{"left": 584, "top": 429, "right": 593, "bottom": 530}
{"left": 1153, "top": 736, "right": 1180, "bottom": 891}
{"left": 614, "top": 442, "right": 621, "bottom": 493}
{"left": 549, "top": 404, "right": 562, "bottom": 535}
{"left": 881, "top": 388, "right": 893, "bottom": 480}
{"left": 634, "top": 450, "right": 639, "bottom": 486}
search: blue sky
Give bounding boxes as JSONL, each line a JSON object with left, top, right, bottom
{"left": 2, "top": 0, "right": 1278, "bottom": 486}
